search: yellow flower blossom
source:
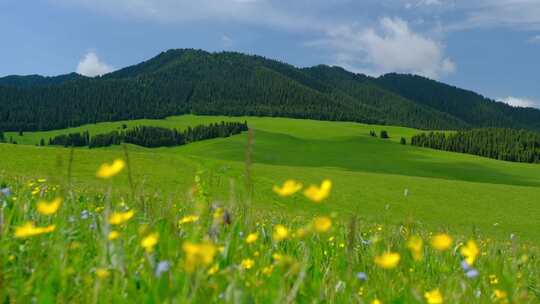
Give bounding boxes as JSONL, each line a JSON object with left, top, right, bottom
{"left": 261, "top": 265, "right": 274, "bottom": 276}
{"left": 178, "top": 215, "right": 199, "bottom": 225}
{"left": 96, "top": 159, "right": 126, "bottom": 179}
{"left": 493, "top": 289, "right": 507, "bottom": 301}
{"left": 109, "top": 210, "right": 134, "bottom": 225}
{"left": 141, "top": 233, "right": 159, "bottom": 252}
{"left": 460, "top": 240, "right": 479, "bottom": 266}
{"left": 14, "top": 222, "right": 56, "bottom": 238}
{"left": 430, "top": 233, "right": 453, "bottom": 251}
{"left": 207, "top": 264, "right": 219, "bottom": 275}
{"left": 96, "top": 268, "right": 110, "bottom": 279}
{"left": 489, "top": 274, "right": 499, "bottom": 285}
{"left": 407, "top": 235, "right": 423, "bottom": 261}
{"left": 313, "top": 216, "right": 332, "bottom": 233}
{"left": 241, "top": 258, "right": 254, "bottom": 269}
{"left": 245, "top": 232, "right": 259, "bottom": 244}
{"left": 182, "top": 241, "right": 217, "bottom": 272}
{"left": 273, "top": 180, "right": 303, "bottom": 197}
{"left": 108, "top": 230, "right": 120, "bottom": 241}
{"left": 303, "top": 179, "right": 332, "bottom": 203}
{"left": 374, "top": 252, "right": 400, "bottom": 269}
{"left": 371, "top": 299, "right": 382, "bottom": 304}
{"left": 273, "top": 224, "right": 289, "bottom": 241}
{"left": 424, "top": 289, "right": 443, "bottom": 304}
{"left": 37, "top": 197, "right": 62, "bottom": 215}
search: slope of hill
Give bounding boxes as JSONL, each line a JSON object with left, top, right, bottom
{"left": 2, "top": 115, "right": 540, "bottom": 242}
{"left": 376, "top": 73, "right": 540, "bottom": 130}
{"left": 1, "top": 49, "right": 540, "bottom": 132}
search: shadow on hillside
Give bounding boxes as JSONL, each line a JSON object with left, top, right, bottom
{"left": 183, "top": 130, "right": 540, "bottom": 188}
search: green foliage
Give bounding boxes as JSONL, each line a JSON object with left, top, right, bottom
{"left": 377, "top": 73, "right": 540, "bottom": 130}
{"left": 411, "top": 128, "right": 540, "bottom": 163}
{"left": 48, "top": 122, "right": 248, "bottom": 148}
{"left": 400, "top": 137, "right": 406, "bottom": 145}
{"left": 380, "top": 130, "right": 389, "bottom": 139}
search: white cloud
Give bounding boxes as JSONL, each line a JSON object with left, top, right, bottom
{"left": 312, "top": 17, "right": 455, "bottom": 79}
{"left": 221, "top": 35, "right": 233, "bottom": 49}
{"left": 76, "top": 52, "right": 114, "bottom": 77}
{"left": 499, "top": 96, "right": 540, "bottom": 108}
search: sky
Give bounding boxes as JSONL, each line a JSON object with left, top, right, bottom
{"left": 1, "top": 0, "right": 539, "bottom": 108}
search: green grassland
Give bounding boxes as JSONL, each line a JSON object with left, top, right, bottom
{"left": 2, "top": 115, "right": 540, "bottom": 242}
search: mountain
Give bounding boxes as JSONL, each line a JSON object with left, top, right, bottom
{"left": 0, "top": 49, "right": 538, "bottom": 132}
{"left": 375, "top": 73, "right": 540, "bottom": 130}
{"left": 0, "top": 73, "right": 86, "bottom": 88}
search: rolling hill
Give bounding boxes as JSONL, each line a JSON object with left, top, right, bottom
{"left": 2, "top": 115, "right": 540, "bottom": 242}
{"left": 1, "top": 49, "right": 540, "bottom": 132}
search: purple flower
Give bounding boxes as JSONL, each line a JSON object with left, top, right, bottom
{"left": 465, "top": 269, "right": 479, "bottom": 279}
{"left": 356, "top": 272, "right": 368, "bottom": 281}
{"left": 155, "top": 261, "right": 171, "bottom": 278}
{"left": 0, "top": 188, "right": 11, "bottom": 197}
{"left": 461, "top": 260, "right": 471, "bottom": 271}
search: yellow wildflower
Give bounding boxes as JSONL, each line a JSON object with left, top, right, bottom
{"left": 245, "top": 232, "right": 259, "bottom": 244}
{"left": 261, "top": 265, "right": 274, "bottom": 276}
{"left": 489, "top": 274, "right": 499, "bottom": 285}
{"left": 14, "top": 222, "right": 56, "bottom": 238}
{"left": 37, "top": 197, "right": 62, "bottom": 215}
{"left": 96, "top": 159, "right": 126, "bottom": 179}
{"left": 407, "top": 235, "right": 423, "bottom": 261}
{"left": 424, "top": 289, "right": 443, "bottom": 304}
{"left": 182, "top": 241, "right": 217, "bottom": 272}
{"left": 207, "top": 264, "right": 219, "bottom": 275}
{"left": 95, "top": 268, "right": 110, "bottom": 279}
{"left": 241, "top": 259, "right": 254, "bottom": 270}
{"left": 313, "top": 216, "right": 332, "bottom": 233}
{"left": 460, "top": 240, "right": 479, "bottom": 266}
{"left": 109, "top": 210, "right": 134, "bottom": 225}
{"left": 179, "top": 215, "right": 199, "bottom": 225}
{"left": 141, "top": 233, "right": 159, "bottom": 252}
{"left": 273, "top": 180, "right": 303, "bottom": 197}
{"left": 374, "top": 252, "right": 400, "bottom": 269}
{"left": 303, "top": 179, "right": 332, "bottom": 203}
{"left": 273, "top": 224, "right": 289, "bottom": 241}
{"left": 430, "top": 233, "right": 453, "bottom": 251}
{"left": 493, "top": 289, "right": 507, "bottom": 301}
{"left": 371, "top": 299, "right": 382, "bottom": 304}
{"left": 108, "top": 230, "right": 120, "bottom": 241}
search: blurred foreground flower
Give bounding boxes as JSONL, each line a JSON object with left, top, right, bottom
{"left": 141, "top": 233, "right": 159, "bottom": 252}
{"left": 273, "top": 180, "right": 303, "bottom": 197}
{"left": 96, "top": 159, "right": 126, "bottom": 179}
{"left": 431, "top": 233, "right": 453, "bottom": 251}
{"left": 460, "top": 240, "right": 479, "bottom": 266}
{"left": 109, "top": 210, "right": 134, "bottom": 225}
{"left": 424, "top": 289, "right": 443, "bottom": 304}
{"left": 14, "top": 222, "right": 56, "bottom": 238}
{"left": 374, "top": 252, "right": 400, "bottom": 269}
{"left": 182, "top": 241, "right": 217, "bottom": 272}
{"left": 407, "top": 235, "right": 423, "bottom": 261}
{"left": 304, "top": 179, "right": 332, "bottom": 203}
{"left": 241, "top": 259, "right": 254, "bottom": 270}
{"left": 96, "top": 268, "right": 110, "bottom": 279}
{"left": 37, "top": 197, "right": 62, "bottom": 215}
{"left": 245, "top": 232, "right": 258, "bottom": 244}
{"left": 273, "top": 224, "right": 289, "bottom": 241}
{"left": 313, "top": 216, "right": 332, "bottom": 233}
{"left": 178, "top": 215, "right": 199, "bottom": 225}
{"left": 108, "top": 230, "right": 120, "bottom": 241}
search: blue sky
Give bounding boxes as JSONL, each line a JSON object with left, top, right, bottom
{"left": 1, "top": 0, "right": 539, "bottom": 107}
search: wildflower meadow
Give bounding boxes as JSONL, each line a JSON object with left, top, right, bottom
{"left": 1, "top": 156, "right": 539, "bottom": 303}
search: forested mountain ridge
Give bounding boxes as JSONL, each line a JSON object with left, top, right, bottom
{"left": 1, "top": 49, "right": 539, "bottom": 132}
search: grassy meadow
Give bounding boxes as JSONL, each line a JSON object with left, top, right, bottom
{"left": 1, "top": 115, "right": 540, "bottom": 302}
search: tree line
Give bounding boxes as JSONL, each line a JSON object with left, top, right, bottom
{"left": 411, "top": 128, "right": 540, "bottom": 164}
{"left": 47, "top": 121, "right": 248, "bottom": 148}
